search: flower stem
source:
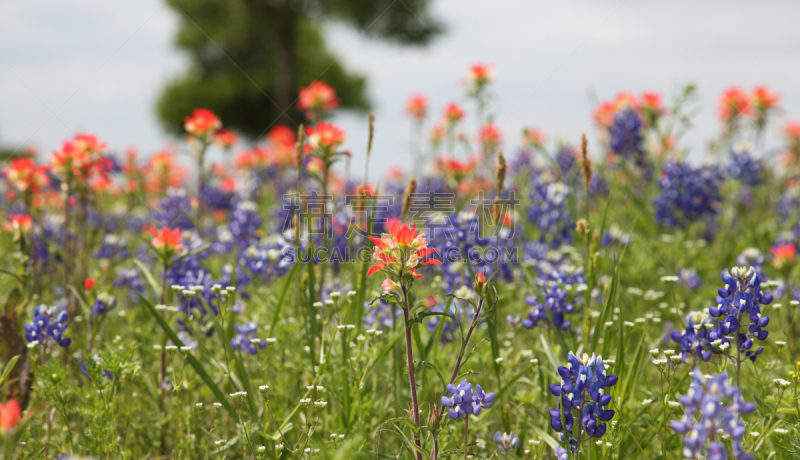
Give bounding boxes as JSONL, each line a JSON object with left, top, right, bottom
{"left": 463, "top": 415, "right": 469, "bottom": 460}
{"left": 401, "top": 285, "right": 423, "bottom": 460}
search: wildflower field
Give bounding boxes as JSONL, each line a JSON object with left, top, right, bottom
{"left": 2, "top": 64, "right": 800, "bottom": 460}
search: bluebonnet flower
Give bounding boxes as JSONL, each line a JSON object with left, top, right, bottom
{"left": 522, "top": 295, "right": 547, "bottom": 330}
{"left": 736, "top": 248, "right": 764, "bottom": 271}
{"left": 670, "top": 311, "right": 714, "bottom": 363}
{"left": 727, "top": 149, "right": 764, "bottom": 187}
{"left": 201, "top": 182, "right": 234, "bottom": 212}
{"left": 93, "top": 234, "right": 129, "bottom": 260}
{"left": 24, "top": 305, "right": 71, "bottom": 347}
{"left": 654, "top": 161, "right": 724, "bottom": 228}
{"left": 493, "top": 432, "right": 520, "bottom": 452}
{"left": 600, "top": 224, "right": 631, "bottom": 247}
{"left": 114, "top": 268, "right": 146, "bottom": 303}
{"left": 777, "top": 184, "right": 800, "bottom": 222}
{"left": 587, "top": 174, "right": 610, "bottom": 197}
{"left": 228, "top": 201, "right": 263, "bottom": 247}
{"left": 708, "top": 266, "right": 773, "bottom": 362}
{"left": 92, "top": 292, "right": 117, "bottom": 316}
{"left": 81, "top": 356, "right": 115, "bottom": 380}
{"left": 670, "top": 372, "right": 755, "bottom": 460}
{"left": 554, "top": 446, "right": 569, "bottom": 460}
{"left": 677, "top": 268, "right": 702, "bottom": 289}
{"left": 152, "top": 189, "right": 195, "bottom": 231}
{"left": 549, "top": 352, "right": 617, "bottom": 443}
{"left": 523, "top": 284, "right": 579, "bottom": 332}
{"left": 554, "top": 144, "right": 577, "bottom": 178}
{"left": 239, "top": 238, "right": 296, "bottom": 282}
{"left": 441, "top": 379, "right": 495, "bottom": 420}
{"left": 429, "top": 211, "right": 491, "bottom": 292}
{"left": 230, "top": 322, "right": 267, "bottom": 354}
{"left": 528, "top": 175, "right": 573, "bottom": 247}
{"left": 608, "top": 109, "right": 650, "bottom": 178}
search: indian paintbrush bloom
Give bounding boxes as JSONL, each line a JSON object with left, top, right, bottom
{"left": 4, "top": 214, "right": 33, "bottom": 236}
{"left": 297, "top": 81, "right": 340, "bottom": 120}
{"left": 718, "top": 87, "right": 750, "bottom": 125}
{"left": 367, "top": 220, "right": 442, "bottom": 279}
{"left": 3, "top": 158, "right": 49, "bottom": 194}
{"left": 670, "top": 372, "right": 755, "bottom": 460}
{"left": 405, "top": 93, "right": 428, "bottom": 121}
{"left": 213, "top": 129, "right": 238, "bottom": 149}
{"left": 464, "top": 63, "right": 494, "bottom": 96}
{"left": 441, "top": 379, "right": 495, "bottom": 419}
{"left": 771, "top": 243, "right": 797, "bottom": 270}
{"left": 150, "top": 227, "right": 186, "bottom": 264}
{"left": 0, "top": 399, "right": 21, "bottom": 433}
{"left": 184, "top": 108, "right": 222, "bottom": 139}
{"left": 522, "top": 127, "right": 546, "bottom": 149}
{"left": 305, "top": 122, "right": 346, "bottom": 155}
{"left": 479, "top": 123, "right": 503, "bottom": 153}
{"left": 549, "top": 352, "right": 617, "bottom": 445}
{"left": 24, "top": 304, "right": 71, "bottom": 347}
{"left": 443, "top": 103, "right": 465, "bottom": 127}
{"left": 751, "top": 85, "right": 780, "bottom": 132}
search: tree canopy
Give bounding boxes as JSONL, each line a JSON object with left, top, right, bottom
{"left": 157, "top": 0, "right": 444, "bottom": 139}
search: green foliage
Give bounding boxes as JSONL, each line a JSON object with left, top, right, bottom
{"left": 157, "top": 0, "right": 442, "bottom": 137}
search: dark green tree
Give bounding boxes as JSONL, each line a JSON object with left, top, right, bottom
{"left": 157, "top": 0, "right": 443, "bottom": 138}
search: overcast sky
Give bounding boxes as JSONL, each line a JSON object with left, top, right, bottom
{"left": 2, "top": 0, "right": 800, "bottom": 179}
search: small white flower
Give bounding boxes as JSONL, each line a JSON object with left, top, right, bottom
{"left": 774, "top": 379, "right": 791, "bottom": 389}
{"left": 314, "top": 401, "right": 327, "bottom": 407}
{"left": 215, "top": 440, "right": 227, "bottom": 446}
{"left": 624, "top": 321, "right": 635, "bottom": 328}
{"left": 495, "top": 357, "right": 504, "bottom": 363}
{"left": 627, "top": 287, "right": 643, "bottom": 296}
{"left": 660, "top": 276, "right": 679, "bottom": 283}
{"left": 641, "top": 399, "right": 654, "bottom": 406}
{"left": 649, "top": 348, "right": 660, "bottom": 357}
{"left": 165, "top": 345, "right": 178, "bottom": 351}
{"left": 663, "top": 349, "right": 675, "bottom": 356}
{"left": 196, "top": 403, "right": 203, "bottom": 408}
{"left": 258, "top": 446, "right": 266, "bottom": 453}
{"left": 750, "top": 431, "right": 760, "bottom": 437}
{"left": 669, "top": 355, "right": 682, "bottom": 363}
{"left": 774, "top": 428, "right": 789, "bottom": 435}
{"left": 213, "top": 402, "right": 222, "bottom": 408}
{"left": 667, "top": 401, "right": 681, "bottom": 408}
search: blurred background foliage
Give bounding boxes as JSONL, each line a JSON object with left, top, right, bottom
{"left": 157, "top": 0, "right": 444, "bottom": 138}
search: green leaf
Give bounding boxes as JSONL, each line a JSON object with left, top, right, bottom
{"left": 530, "top": 425, "right": 559, "bottom": 449}
{"left": 133, "top": 259, "right": 162, "bottom": 299}
{"left": 419, "top": 361, "right": 447, "bottom": 393}
{"left": 539, "top": 333, "right": 560, "bottom": 376}
{"left": 269, "top": 259, "right": 302, "bottom": 333}
{"left": 0, "top": 355, "right": 20, "bottom": 387}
